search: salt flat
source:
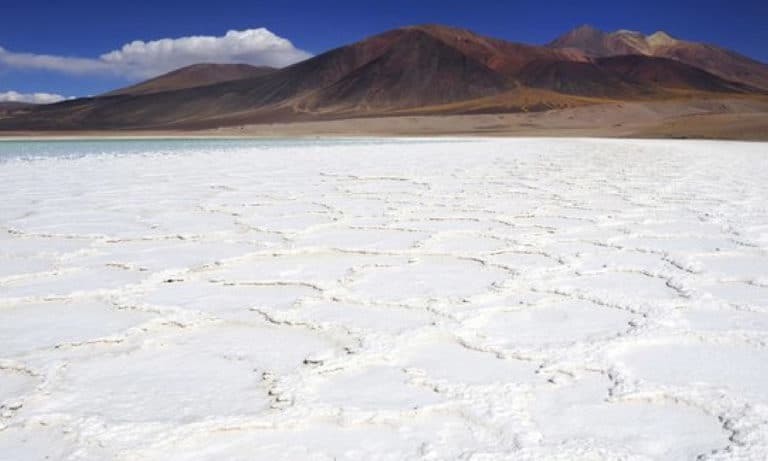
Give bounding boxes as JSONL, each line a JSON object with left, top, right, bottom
{"left": 0, "top": 138, "right": 767, "bottom": 460}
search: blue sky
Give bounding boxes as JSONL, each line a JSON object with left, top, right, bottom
{"left": 1, "top": 0, "right": 766, "bottom": 101}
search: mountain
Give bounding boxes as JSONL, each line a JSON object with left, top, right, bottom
{"left": 0, "top": 102, "right": 35, "bottom": 117}
{"left": 0, "top": 24, "right": 763, "bottom": 131}
{"left": 549, "top": 25, "right": 768, "bottom": 90}
{"left": 0, "top": 101, "right": 34, "bottom": 110}
{"left": 596, "top": 55, "right": 750, "bottom": 92}
{"left": 104, "top": 63, "right": 276, "bottom": 96}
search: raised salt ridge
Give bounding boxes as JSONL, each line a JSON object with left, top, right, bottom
{"left": 0, "top": 137, "right": 767, "bottom": 460}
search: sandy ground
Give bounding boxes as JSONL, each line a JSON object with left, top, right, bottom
{"left": 1, "top": 98, "right": 767, "bottom": 141}
{"left": 1, "top": 138, "right": 767, "bottom": 460}
{"left": 210, "top": 99, "right": 768, "bottom": 140}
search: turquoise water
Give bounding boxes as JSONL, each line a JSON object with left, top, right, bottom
{"left": 0, "top": 138, "right": 463, "bottom": 162}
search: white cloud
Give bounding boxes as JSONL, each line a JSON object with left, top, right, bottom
{"left": 0, "top": 46, "right": 113, "bottom": 75}
{"left": 0, "top": 90, "right": 72, "bottom": 104}
{"left": 0, "top": 28, "right": 311, "bottom": 79}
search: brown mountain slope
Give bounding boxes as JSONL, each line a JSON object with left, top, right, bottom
{"left": 104, "top": 63, "right": 276, "bottom": 96}
{"left": 549, "top": 25, "right": 768, "bottom": 90}
{"left": 517, "top": 54, "right": 754, "bottom": 97}
{"left": 0, "top": 24, "right": 763, "bottom": 131}
{"left": 596, "top": 55, "right": 753, "bottom": 93}
{"left": 410, "top": 24, "right": 589, "bottom": 76}
{"left": 517, "top": 60, "right": 640, "bottom": 97}
{"left": 301, "top": 28, "right": 509, "bottom": 112}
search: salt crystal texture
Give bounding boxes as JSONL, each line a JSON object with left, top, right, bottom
{"left": 1, "top": 138, "right": 767, "bottom": 460}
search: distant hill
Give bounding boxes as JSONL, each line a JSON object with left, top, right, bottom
{"left": 0, "top": 101, "right": 34, "bottom": 110}
{"left": 1, "top": 24, "right": 765, "bottom": 130}
{"left": 549, "top": 25, "right": 768, "bottom": 90}
{"left": 104, "top": 63, "right": 276, "bottom": 96}
{"left": 0, "top": 101, "right": 36, "bottom": 117}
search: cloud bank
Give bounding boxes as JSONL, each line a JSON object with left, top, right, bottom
{"left": 0, "top": 28, "right": 311, "bottom": 79}
{"left": 0, "top": 91, "right": 71, "bottom": 104}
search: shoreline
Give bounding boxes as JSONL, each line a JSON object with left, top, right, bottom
{"left": 2, "top": 98, "right": 768, "bottom": 142}
{"left": 2, "top": 129, "right": 766, "bottom": 142}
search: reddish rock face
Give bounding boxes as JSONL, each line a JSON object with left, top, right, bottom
{"left": 549, "top": 25, "right": 768, "bottom": 90}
